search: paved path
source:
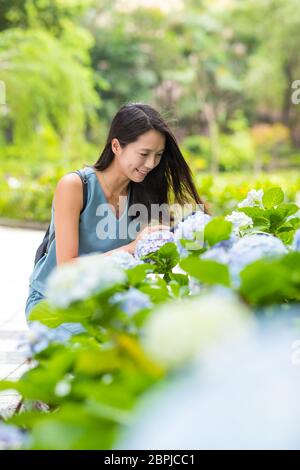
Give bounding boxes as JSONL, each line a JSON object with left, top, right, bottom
{"left": 0, "top": 226, "right": 44, "bottom": 416}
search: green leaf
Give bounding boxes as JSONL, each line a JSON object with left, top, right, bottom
{"left": 156, "top": 242, "right": 180, "bottom": 268}
{"left": 29, "top": 300, "right": 91, "bottom": 328}
{"left": 238, "top": 207, "right": 267, "bottom": 219}
{"left": 169, "top": 272, "right": 189, "bottom": 286}
{"left": 139, "top": 282, "right": 170, "bottom": 303}
{"left": 262, "top": 187, "right": 284, "bottom": 209}
{"left": 204, "top": 217, "right": 232, "bottom": 247}
{"left": 240, "top": 252, "right": 300, "bottom": 305}
{"left": 126, "top": 263, "right": 154, "bottom": 285}
{"left": 75, "top": 349, "right": 121, "bottom": 376}
{"left": 180, "top": 256, "right": 231, "bottom": 287}
{"left": 277, "top": 203, "right": 299, "bottom": 218}
{"left": 288, "top": 217, "right": 300, "bottom": 229}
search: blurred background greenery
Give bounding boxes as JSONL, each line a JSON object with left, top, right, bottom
{"left": 1, "top": 0, "right": 300, "bottom": 222}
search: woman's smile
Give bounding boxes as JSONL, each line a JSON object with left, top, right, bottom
{"left": 135, "top": 168, "right": 149, "bottom": 176}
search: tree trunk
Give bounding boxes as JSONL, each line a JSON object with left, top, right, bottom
{"left": 204, "top": 103, "right": 219, "bottom": 175}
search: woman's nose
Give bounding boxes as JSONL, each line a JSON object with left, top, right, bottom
{"left": 145, "top": 155, "right": 156, "bottom": 169}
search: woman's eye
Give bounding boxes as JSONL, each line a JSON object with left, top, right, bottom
{"left": 139, "top": 153, "right": 163, "bottom": 158}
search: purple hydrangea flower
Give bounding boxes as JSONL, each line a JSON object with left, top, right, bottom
{"left": 134, "top": 230, "right": 175, "bottom": 261}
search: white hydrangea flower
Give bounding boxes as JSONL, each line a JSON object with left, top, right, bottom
{"left": 174, "top": 211, "right": 211, "bottom": 257}
{"left": 292, "top": 228, "right": 300, "bottom": 251}
{"left": 141, "top": 292, "right": 251, "bottom": 369}
{"left": 107, "top": 250, "right": 143, "bottom": 270}
{"left": 229, "top": 233, "right": 287, "bottom": 278}
{"left": 110, "top": 287, "right": 152, "bottom": 315}
{"left": 46, "top": 254, "right": 126, "bottom": 308}
{"left": 135, "top": 230, "right": 175, "bottom": 261}
{"left": 238, "top": 189, "right": 264, "bottom": 208}
{"left": 225, "top": 211, "right": 253, "bottom": 235}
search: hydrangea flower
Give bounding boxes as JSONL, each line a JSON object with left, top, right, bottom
{"left": 200, "top": 233, "right": 237, "bottom": 265}
{"left": 141, "top": 292, "right": 251, "bottom": 369}
{"left": 228, "top": 233, "right": 287, "bottom": 278}
{"left": 201, "top": 246, "right": 230, "bottom": 265}
{"left": 238, "top": 189, "right": 264, "bottom": 208}
{"left": 134, "top": 230, "right": 175, "bottom": 261}
{"left": 110, "top": 287, "right": 152, "bottom": 315}
{"left": 188, "top": 277, "right": 202, "bottom": 295}
{"left": 214, "top": 234, "right": 238, "bottom": 250}
{"left": 107, "top": 250, "right": 143, "bottom": 270}
{"left": 225, "top": 211, "right": 253, "bottom": 235}
{"left": 45, "top": 254, "right": 126, "bottom": 308}
{"left": 292, "top": 228, "right": 300, "bottom": 251}
{"left": 174, "top": 211, "right": 211, "bottom": 257}
{"left": 17, "top": 321, "right": 71, "bottom": 358}
{"left": 0, "top": 423, "right": 27, "bottom": 450}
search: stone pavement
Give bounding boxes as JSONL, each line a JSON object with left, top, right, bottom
{"left": 0, "top": 226, "right": 44, "bottom": 416}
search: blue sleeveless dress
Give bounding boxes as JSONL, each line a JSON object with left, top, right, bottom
{"left": 25, "top": 166, "right": 134, "bottom": 333}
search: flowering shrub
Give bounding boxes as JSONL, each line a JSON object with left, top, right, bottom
{"left": 135, "top": 230, "right": 175, "bottom": 261}
{"left": 0, "top": 186, "right": 300, "bottom": 449}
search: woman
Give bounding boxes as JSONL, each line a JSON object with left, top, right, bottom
{"left": 25, "top": 102, "right": 207, "bottom": 330}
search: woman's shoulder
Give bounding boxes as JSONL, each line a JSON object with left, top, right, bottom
{"left": 53, "top": 171, "right": 84, "bottom": 211}
{"left": 56, "top": 166, "right": 94, "bottom": 189}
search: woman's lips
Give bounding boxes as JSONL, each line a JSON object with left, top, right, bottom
{"left": 136, "top": 168, "right": 149, "bottom": 176}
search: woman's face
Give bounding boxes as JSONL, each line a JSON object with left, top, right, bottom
{"left": 112, "top": 129, "right": 166, "bottom": 182}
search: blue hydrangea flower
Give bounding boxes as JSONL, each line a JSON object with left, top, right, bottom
{"left": 201, "top": 246, "right": 230, "bottom": 265}
{"left": 108, "top": 250, "right": 143, "bottom": 270}
{"left": 17, "top": 321, "right": 72, "bottom": 358}
{"left": 213, "top": 233, "right": 238, "bottom": 250}
{"left": 46, "top": 254, "right": 126, "bottom": 308}
{"left": 110, "top": 287, "right": 152, "bottom": 316}
{"left": 229, "top": 234, "right": 287, "bottom": 278}
{"left": 201, "top": 233, "right": 237, "bottom": 264}
{"left": 292, "top": 228, "right": 300, "bottom": 251}
{"left": 135, "top": 230, "right": 175, "bottom": 261}
{"left": 0, "top": 423, "right": 27, "bottom": 450}
{"left": 174, "top": 211, "right": 211, "bottom": 257}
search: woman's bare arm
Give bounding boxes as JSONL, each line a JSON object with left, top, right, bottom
{"left": 53, "top": 174, "right": 83, "bottom": 265}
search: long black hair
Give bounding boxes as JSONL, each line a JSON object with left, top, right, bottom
{"left": 88, "top": 102, "right": 209, "bottom": 223}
